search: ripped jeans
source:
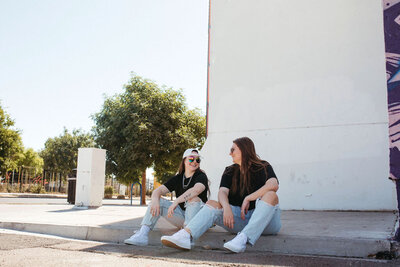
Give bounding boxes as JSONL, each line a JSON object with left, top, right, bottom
{"left": 141, "top": 198, "right": 204, "bottom": 229}
{"left": 186, "top": 199, "right": 281, "bottom": 245}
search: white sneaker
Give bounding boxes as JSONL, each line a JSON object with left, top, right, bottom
{"left": 161, "top": 229, "right": 191, "bottom": 250}
{"left": 223, "top": 232, "right": 247, "bottom": 253}
{"left": 124, "top": 230, "right": 148, "bottom": 246}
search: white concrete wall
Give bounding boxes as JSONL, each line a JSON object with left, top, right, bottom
{"left": 201, "top": 0, "right": 396, "bottom": 210}
{"left": 75, "top": 148, "right": 106, "bottom": 207}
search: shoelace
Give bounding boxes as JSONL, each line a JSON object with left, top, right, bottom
{"left": 176, "top": 230, "right": 190, "bottom": 239}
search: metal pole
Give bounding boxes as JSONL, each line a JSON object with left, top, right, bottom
{"left": 130, "top": 183, "right": 133, "bottom": 206}
{"left": 140, "top": 183, "right": 142, "bottom": 205}
{"left": 130, "top": 182, "right": 142, "bottom": 206}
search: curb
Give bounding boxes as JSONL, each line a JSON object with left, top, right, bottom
{"left": 0, "top": 221, "right": 391, "bottom": 258}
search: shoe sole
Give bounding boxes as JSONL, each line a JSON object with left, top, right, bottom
{"left": 223, "top": 243, "right": 245, "bottom": 253}
{"left": 161, "top": 238, "right": 190, "bottom": 250}
{"left": 124, "top": 240, "right": 147, "bottom": 246}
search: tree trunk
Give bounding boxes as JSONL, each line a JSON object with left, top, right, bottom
{"left": 51, "top": 172, "right": 55, "bottom": 192}
{"left": 141, "top": 170, "right": 146, "bottom": 205}
{"left": 58, "top": 173, "right": 62, "bottom": 193}
{"left": 18, "top": 167, "right": 22, "bottom": 192}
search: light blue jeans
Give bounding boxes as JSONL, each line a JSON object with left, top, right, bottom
{"left": 186, "top": 199, "right": 281, "bottom": 245}
{"left": 141, "top": 198, "right": 204, "bottom": 229}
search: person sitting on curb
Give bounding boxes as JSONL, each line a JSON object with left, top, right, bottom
{"left": 124, "top": 148, "right": 209, "bottom": 246}
{"left": 161, "top": 137, "right": 281, "bottom": 253}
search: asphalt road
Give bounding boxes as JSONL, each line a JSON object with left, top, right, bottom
{"left": 0, "top": 229, "right": 398, "bottom": 267}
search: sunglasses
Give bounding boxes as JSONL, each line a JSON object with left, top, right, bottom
{"left": 230, "top": 147, "right": 235, "bottom": 153}
{"left": 188, "top": 156, "right": 201, "bottom": 163}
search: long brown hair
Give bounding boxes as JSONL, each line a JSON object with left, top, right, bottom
{"left": 230, "top": 137, "right": 269, "bottom": 195}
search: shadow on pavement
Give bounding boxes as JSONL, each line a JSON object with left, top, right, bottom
{"left": 79, "top": 243, "right": 395, "bottom": 267}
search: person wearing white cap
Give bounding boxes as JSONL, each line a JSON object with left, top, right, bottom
{"left": 124, "top": 148, "right": 209, "bottom": 246}
{"left": 161, "top": 137, "right": 281, "bottom": 253}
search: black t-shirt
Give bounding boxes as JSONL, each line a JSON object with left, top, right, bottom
{"left": 219, "top": 162, "right": 277, "bottom": 210}
{"left": 164, "top": 170, "right": 208, "bottom": 210}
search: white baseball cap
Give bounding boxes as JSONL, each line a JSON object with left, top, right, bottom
{"left": 182, "top": 148, "right": 201, "bottom": 159}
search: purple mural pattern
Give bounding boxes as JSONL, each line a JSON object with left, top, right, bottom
{"left": 384, "top": 0, "right": 400, "bottom": 180}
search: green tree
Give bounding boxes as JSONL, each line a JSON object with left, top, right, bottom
{"left": 93, "top": 74, "right": 206, "bottom": 204}
{"left": 18, "top": 148, "right": 44, "bottom": 174}
{"left": 153, "top": 108, "right": 206, "bottom": 184}
{"left": 40, "top": 128, "right": 95, "bottom": 177}
{"left": 0, "top": 102, "right": 23, "bottom": 177}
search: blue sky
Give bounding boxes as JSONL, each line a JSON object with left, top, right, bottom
{"left": 0, "top": 0, "right": 209, "bottom": 151}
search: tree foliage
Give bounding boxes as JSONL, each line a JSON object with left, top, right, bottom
{"left": 153, "top": 108, "right": 206, "bottom": 184}
{"left": 93, "top": 74, "right": 206, "bottom": 185}
{"left": 18, "top": 148, "right": 44, "bottom": 173}
{"left": 40, "top": 128, "right": 95, "bottom": 176}
{"left": 0, "top": 102, "right": 23, "bottom": 176}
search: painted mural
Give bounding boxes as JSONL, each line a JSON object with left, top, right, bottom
{"left": 383, "top": 0, "right": 400, "bottom": 180}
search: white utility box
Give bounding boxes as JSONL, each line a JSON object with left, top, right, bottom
{"left": 75, "top": 148, "right": 106, "bottom": 208}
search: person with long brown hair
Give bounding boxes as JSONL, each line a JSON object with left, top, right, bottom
{"left": 124, "top": 148, "right": 209, "bottom": 246}
{"left": 161, "top": 137, "right": 280, "bottom": 253}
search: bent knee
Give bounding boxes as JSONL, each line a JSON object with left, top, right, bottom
{"left": 154, "top": 198, "right": 171, "bottom": 207}
{"left": 206, "top": 200, "right": 222, "bottom": 209}
{"left": 187, "top": 196, "right": 201, "bottom": 203}
{"left": 261, "top": 191, "right": 279, "bottom": 206}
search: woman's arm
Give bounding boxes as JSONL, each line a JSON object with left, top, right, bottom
{"left": 175, "top": 183, "right": 205, "bottom": 204}
{"left": 218, "top": 187, "right": 235, "bottom": 229}
{"left": 167, "top": 183, "right": 205, "bottom": 217}
{"left": 245, "top": 178, "right": 279, "bottom": 202}
{"left": 151, "top": 185, "right": 170, "bottom": 200}
{"left": 218, "top": 187, "right": 230, "bottom": 209}
{"left": 240, "top": 178, "right": 279, "bottom": 220}
{"left": 150, "top": 185, "right": 170, "bottom": 216}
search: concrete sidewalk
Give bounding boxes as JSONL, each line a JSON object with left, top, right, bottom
{"left": 0, "top": 193, "right": 68, "bottom": 199}
{"left": 0, "top": 197, "right": 398, "bottom": 258}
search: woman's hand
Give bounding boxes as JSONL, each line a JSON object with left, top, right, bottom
{"left": 149, "top": 185, "right": 170, "bottom": 217}
{"left": 150, "top": 200, "right": 161, "bottom": 217}
{"left": 241, "top": 197, "right": 250, "bottom": 220}
{"left": 167, "top": 202, "right": 178, "bottom": 218}
{"left": 223, "top": 206, "right": 235, "bottom": 229}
